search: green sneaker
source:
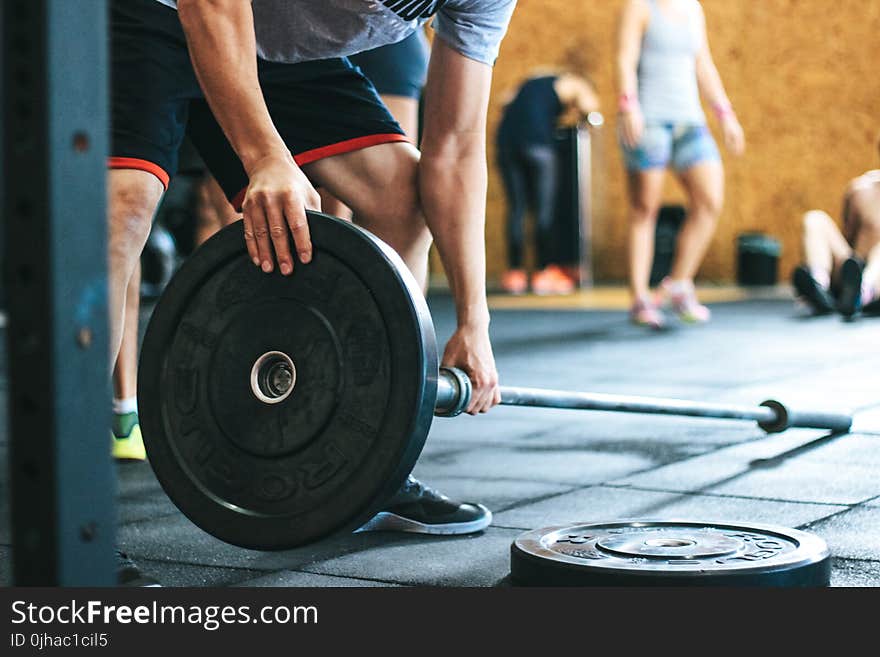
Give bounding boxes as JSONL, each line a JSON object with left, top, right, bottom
{"left": 112, "top": 412, "right": 146, "bottom": 462}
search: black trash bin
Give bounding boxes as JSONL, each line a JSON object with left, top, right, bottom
{"left": 737, "top": 233, "right": 781, "bottom": 286}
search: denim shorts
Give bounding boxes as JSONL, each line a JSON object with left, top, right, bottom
{"left": 621, "top": 123, "right": 721, "bottom": 172}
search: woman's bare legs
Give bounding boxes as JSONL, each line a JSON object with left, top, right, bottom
{"left": 627, "top": 168, "right": 666, "bottom": 300}
{"left": 626, "top": 168, "right": 667, "bottom": 327}
{"left": 654, "top": 160, "right": 724, "bottom": 323}
{"left": 671, "top": 160, "right": 724, "bottom": 282}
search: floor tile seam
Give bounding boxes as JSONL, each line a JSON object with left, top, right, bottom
{"left": 830, "top": 556, "right": 880, "bottom": 565}
{"left": 118, "top": 510, "right": 185, "bottom": 527}
{"left": 600, "top": 483, "right": 864, "bottom": 508}
{"left": 797, "top": 505, "right": 874, "bottom": 531}
{"left": 492, "top": 484, "right": 585, "bottom": 513}
{"left": 272, "top": 566, "right": 410, "bottom": 587}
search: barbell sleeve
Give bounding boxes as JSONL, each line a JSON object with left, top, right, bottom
{"left": 757, "top": 400, "right": 852, "bottom": 434}
{"left": 435, "top": 368, "right": 852, "bottom": 434}
{"left": 435, "top": 366, "right": 472, "bottom": 418}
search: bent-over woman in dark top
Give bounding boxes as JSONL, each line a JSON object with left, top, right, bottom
{"left": 497, "top": 72, "right": 599, "bottom": 295}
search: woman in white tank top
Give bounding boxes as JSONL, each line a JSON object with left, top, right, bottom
{"left": 616, "top": 0, "right": 745, "bottom": 329}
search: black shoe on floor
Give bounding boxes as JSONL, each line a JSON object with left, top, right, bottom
{"left": 356, "top": 476, "right": 492, "bottom": 536}
{"left": 863, "top": 296, "right": 880, "bottom": 316}
{"left": 792, "top": 266, "right": 835, "bottom": 315}
{"left": 837, "top": 257, "right": 864, "bottom": 319}
{"left": 117, "top": 549, "right": 161, "bottom": 587}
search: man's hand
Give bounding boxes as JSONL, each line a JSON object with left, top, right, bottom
{"left": 720, "top": 115, "right": 745, "bottom": 157}
{"left": 442, "top": 324, "right": 500, "bottom": 415}
{"left": 241, "top": 153, "right": 321, "bottom": 275}
{"left": 620, "top": 106, "right": 645, "bottom": 150}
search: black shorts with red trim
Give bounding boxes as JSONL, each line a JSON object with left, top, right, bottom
{"left": 110, "top": 0, "right": 407, "bottom": 207}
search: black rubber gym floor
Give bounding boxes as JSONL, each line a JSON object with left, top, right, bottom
{"left": 1, "top": 293, "right": 879, "bottom": 587}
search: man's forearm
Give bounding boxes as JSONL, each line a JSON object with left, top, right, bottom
{"left": 419, "top": 150, "right": 490, "bottom": 328}
{"left": 177, "top": 0, "right": 288, "bottom": 171}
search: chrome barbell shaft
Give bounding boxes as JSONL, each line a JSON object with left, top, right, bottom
{"left": 435, "top": 368, "right": 852, "bottom": 434}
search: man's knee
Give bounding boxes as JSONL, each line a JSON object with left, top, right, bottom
{"left": 361, "top": 161, "right": 430, "bottom": 249}
{"left": 858, "top": 212, "right": 880, "bottom": 239}
{"left": 803, "top": 209, "right": 833, "bottom": 235}
{"left": 387, "top": 196, "right": 432, "bottom": 251}
{"left": 855, "top": 224, "right": 880, "bottom": 260}
{"left": 109, "top": 171, "right": 163, "bottom": 259}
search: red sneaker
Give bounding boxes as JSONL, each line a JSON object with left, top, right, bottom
{"left": 501, "top": 269, "right": 528, "bottom": 295}
{"left": 532, "top": 266, "right": 575, "bottom": 295}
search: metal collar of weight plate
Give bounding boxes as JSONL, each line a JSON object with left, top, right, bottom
{"left": 138, "top": 212, "right": 438, "bottom": 550}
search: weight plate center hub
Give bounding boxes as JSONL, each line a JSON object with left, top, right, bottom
{"left": 250, "top": 351, "right": 297, "bottom": 405}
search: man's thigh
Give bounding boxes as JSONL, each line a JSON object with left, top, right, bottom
{"left": 189, "top": 58, "right": 409, "bottom": 211}
{"left": 303, "top": 141, "right": 422, "bottom": 227}
{"left": 822, "top": 212, "right": 856, "bottom": 266}
{"left": 109, "top": 0, "right": 200, "bottom": 188}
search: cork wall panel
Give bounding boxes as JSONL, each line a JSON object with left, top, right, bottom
{"left": 482, "top": 0, "right": 880, "bottom": 283}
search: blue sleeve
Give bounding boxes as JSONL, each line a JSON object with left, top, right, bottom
{"left": 432, "top": 0, "right": 517, "bottom": 66}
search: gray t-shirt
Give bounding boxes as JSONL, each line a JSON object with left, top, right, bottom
{"left": 155, "top": 0, "right": 517, "bottom": 66}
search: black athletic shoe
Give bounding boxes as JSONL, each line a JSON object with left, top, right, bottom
{"left": 837, "top": 257, "right": 864, "bottom": 319}
{"left": 356, "top": 476, "right": 492, "bottom": 535}
{"left": 862, "top": 297, "right": 880, "bottom": 316}
{"left": 116, "top": 549, "right": 161, "bottom": 587}
{"left": 792, "top": 266, "right": 835, "bottom": 315}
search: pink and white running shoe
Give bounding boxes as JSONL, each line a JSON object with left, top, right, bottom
{"left": 630, "top": 296, "right": 666, "bottom": 330}
{"left": 657, "top": 278, "right": 711, "bottom": 324}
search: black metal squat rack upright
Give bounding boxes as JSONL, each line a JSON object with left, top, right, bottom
{"left": 2, "top": 0, "right": 115, "bottom": 585}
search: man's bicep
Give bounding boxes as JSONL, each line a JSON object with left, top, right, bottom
{"left": 421, "top": 40, "right": 493, "bottom": 157}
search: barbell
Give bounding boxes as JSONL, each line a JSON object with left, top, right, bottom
{"left": 138, "top": 212, "right": 851, "bottom": 551}
{"left": 434, "top": 367, "right": 851, "bottom": 434}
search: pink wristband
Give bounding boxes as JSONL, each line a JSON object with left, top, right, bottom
{"left": 619, "top": 93, "right": 639, "bottom": 113}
